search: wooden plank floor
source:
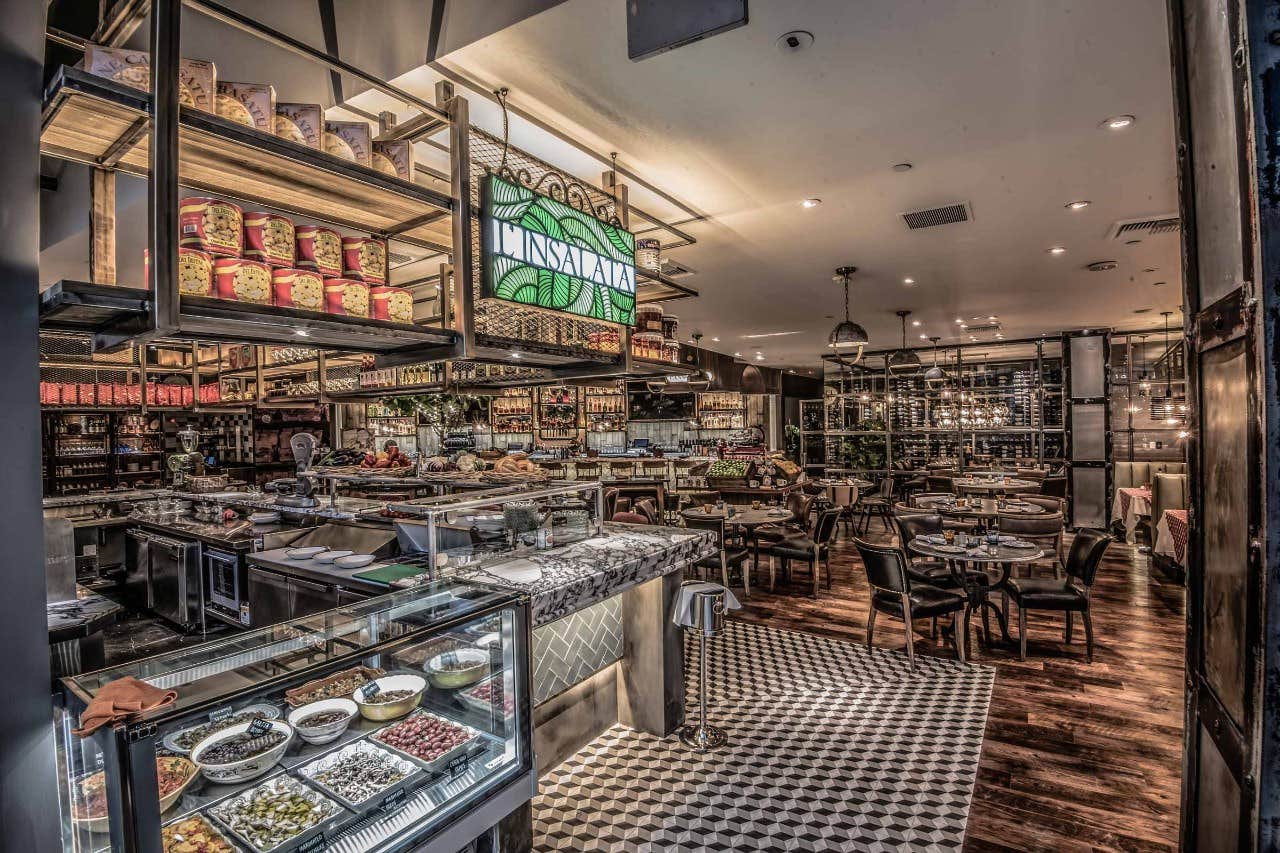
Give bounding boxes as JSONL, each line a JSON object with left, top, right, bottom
{"left": 731, "top": 521, "right": 1185, "bottom": 852}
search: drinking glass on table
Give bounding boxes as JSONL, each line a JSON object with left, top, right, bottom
{"left": 943, "top": 529, "right": 956, "bottom": 546}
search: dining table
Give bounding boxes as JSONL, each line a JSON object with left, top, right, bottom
{"left": 1111, "top": 485, "right": 1153, "bottom": 543}
{"left": 681, "top": 504, "right": 794, "bottom": 577}
{"left": 908, "top": 535, "right": 1044, "bottom": 655}
{"left": 914, "top": 495, "right": 1046, "bottom": 529}
{"left": 953, "top": 477, "right": 1040, "bottom": 495}
{"left": 1154, "top": 508, "right": 1189, "bottom": 565}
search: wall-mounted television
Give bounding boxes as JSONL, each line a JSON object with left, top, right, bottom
{"left": 629, "top": 391, "right": 696, "bottom": 421}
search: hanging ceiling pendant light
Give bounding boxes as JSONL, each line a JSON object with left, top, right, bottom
{"left": 1149, "top": 311, "right": 1186, "bottom": 423}
{"left": 828, "top": 266, "right": 868, "bottom": 362}
{"left": 1136, "top": 333, "right": 1151, "bottom": 395}
{"left": 887, "top": 310, "right": 922, "bottom": 372}
{"left": 921, "top": 336, "right": 949, "bottom": 388}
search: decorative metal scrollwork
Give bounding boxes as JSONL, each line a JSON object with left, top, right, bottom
{"left": 494, "top": 164, "right": 622, "bottom": 227}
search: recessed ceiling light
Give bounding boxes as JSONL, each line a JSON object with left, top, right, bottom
{"left": 510, "top": 351, "right": 521, "bottom": 359}
{"left": 987, "top": 315, "right": 997, "bottom": 320}
{"left": 755, "top": 353, "right": 765, "bottom": 361}
{"left": 969, "top": 336, "right": 978, "bottom": 341}
{"left": 903, "top": 277, "right": 915, "bottom": 285}
{"left": 1048, "top": 246, "right": 1067, "bottom": 255}
{"left": 1065, "top": 200, "right": 1091, "bottom": 210}
{"left": 911, "top": 320, "right": 921, "bottom": 327}
{"left": 734, "top": 352, "right": 742, "bottom": 357}
{"left": 955, "top": 318, "right": 964, "bottom": 324}
{"left": 892, "top": 163, "right": 913, "bottom": 172}
{"left": 919, "top": 334, "right": 929, "bottom": 340}
{"left": 960, "top": 323, "right": 968, "bottom": 329}
{"left": 801, "top": 198, "right": 822, "bottom": 208}
{"left": 1102, "top": 114, "right": 1136, "bottom": 130}
{"left": 995, "top": 333, "right": 1004, "bottom": 339}
{"left": 711, "top": 336, "right": 720, "bottom": 342}
{"left": 295, "top": 329, "right": 310, "bottom": 337}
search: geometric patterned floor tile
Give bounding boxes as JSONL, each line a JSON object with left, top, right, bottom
{"left": 534, "top": 621, "right": 995, "bottom": 852}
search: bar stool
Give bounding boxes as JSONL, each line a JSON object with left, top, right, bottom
{"left": 575, "top": 461, "right": 602, "bottom": 480}
{"left": 607, "top": 460, "right": 635, "bottom": 479}
{"left": 673, "top": 580, "right": 741, "bottom": 752}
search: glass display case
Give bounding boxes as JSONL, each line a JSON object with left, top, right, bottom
{"left": 387, "top": 481, "right": 605, "bottom": 577}
{"left": 56, "top": 582, "right": 533, "bottom": 853}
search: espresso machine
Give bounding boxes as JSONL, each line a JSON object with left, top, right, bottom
{"left": 166, "top": 427, "right": 204, "bottom": 487}
{"left": 273, "top": 433, "right": 320, "bottom": 508}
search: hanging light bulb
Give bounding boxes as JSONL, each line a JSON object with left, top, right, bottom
{"left": 828, "top": 266, "right": 868, "bottom": 362}
{"left": 888, "top": 310, "right": 922, "bottom": 372}
{"left": 921, "top": 336, "right": 949, "bottom": 388}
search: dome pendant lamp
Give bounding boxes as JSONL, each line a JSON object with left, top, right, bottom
{"left": 828, "top": 266, "right": 868, "bottom": 363}
{"left": 887, "top": 309, "right": 922, "bottom": 372}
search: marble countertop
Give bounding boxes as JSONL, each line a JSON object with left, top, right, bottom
{"left": 48, "top": 586, "right": 124, "bottom": 642}
{"left": 415, "top": 523, "right": 716, "bottom": 625}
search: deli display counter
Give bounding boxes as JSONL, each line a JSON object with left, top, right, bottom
{"left": 55, "top": 583, "right": 534, "bottom": 853}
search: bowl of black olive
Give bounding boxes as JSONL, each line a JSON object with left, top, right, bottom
{"left": 287, "top": 698, "right": 358, "bottom": 745}
{"left": 191, "top": 719, "right": 294, "bottom": 784}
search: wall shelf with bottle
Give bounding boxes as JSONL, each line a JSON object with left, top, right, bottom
{"left": 537, "top": 386, "right": 581, "bottom": 441}
{"left": 696, "top": 391, "right": 745, "bottom": 431}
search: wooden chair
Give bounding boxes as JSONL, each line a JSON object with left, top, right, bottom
{"left": 1006, "top": 528, "right": 1113, "bottom": 662}
{"left": 683, "top": 514, "right": 752, "bottom": 594}
{"left": 853, "top": 538, "right": 966, "bottom": 667}
{"left": 854, "top": 477, "right": 894, "bottom": 534}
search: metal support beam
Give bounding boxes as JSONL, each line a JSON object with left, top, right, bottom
{"left": 99, "top": 115, "right": 149, "bottom": 168}
{"left": 92, "top": 0, "right": 151, "bottom": 47}
{"left": 442, "top": 84, "right": 473, "bottom": 357}
{"left": 90, "top": 168, "right": 117, "bottom": 285}
{"left": 150, "top": 0, "right": 180, "bottom": 336}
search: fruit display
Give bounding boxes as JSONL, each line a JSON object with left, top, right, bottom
{"left": 706, "top": 460, "right": 750, "bottom": 479}
{"left": 373, "top": 712, "right": 476, "bottom": 765}
{"left": 162, "top": 815, "right": 236, "bottom": 853}
{"left": 209, "top": 776, "right": 340, "bottom": 852}
{"left": 302, "top": 741, "right": 414, "bottom": 807}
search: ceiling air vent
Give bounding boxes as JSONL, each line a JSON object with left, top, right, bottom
{"left": 1086, "top": 260, "right": 1119, "bottom": 272}
{"left": 1108, "top": 215, "right": 1180, "bottom": 241}
{"left": 900, "top": 202, "right": 972, "bottom": 230}
{"left": 963, "top": 322, "right": 1002, "bottom": 334}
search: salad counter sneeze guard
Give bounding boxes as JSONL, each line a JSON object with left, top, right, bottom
{"left": 55, "top": 583, "right": 535, "bottom": 853}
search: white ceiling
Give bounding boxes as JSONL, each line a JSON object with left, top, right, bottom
{"left": 434, "top": 0, "right": 1184, "bottom": 369}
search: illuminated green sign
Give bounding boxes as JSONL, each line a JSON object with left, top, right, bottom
{"left": 481, "top": 174, "right": 637, "bottom": 326}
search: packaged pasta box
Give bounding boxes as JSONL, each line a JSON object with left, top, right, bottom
{"left": 243, "top": 212, "right": 296, "bottom": 267}
{"left": 370, "top": 286, "right": 414, "bottom": 323}
{"left": 372, "top": 140, "right": 413, "bottom": 180}
{"left": 323, "top": 120, "right": 372, "bottom": 166}
{"left": 323, "top": 278, "right": 370, "bottom": 318}
{"left": 272, "top": 268, "right": 325, "bottom": 312}
{"left": 295, "top": 225, "right": 342, "bottom": 277}
{"left": 179, "top": 197, "right": 243, "bottom": 257}
{"left": 215, "top": 81, "right": 276, "bottom": 132}
{"left": 274, "top": 102, "right": 323, "bottom": 148}
{"left": 213, "top": 257, "right": 272, "bottom": 304}
{"left": 81, "top": 45, "right": 216, "bottom": 112}
{"left": 341, "top": 235, "right": 387, "bottom": 284}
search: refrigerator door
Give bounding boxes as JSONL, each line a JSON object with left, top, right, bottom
{"left": 149, "top": 536, "right": 203, "bottom": 632}
{"left": 123, "top": 529, "right": 152, "bottom": 610}
{"left": 247, "top": 566, "right": 292, "bottom": 628}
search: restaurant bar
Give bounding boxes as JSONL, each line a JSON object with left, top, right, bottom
{"left": 5, "top": 1, "right": 1280, "bottom": 850}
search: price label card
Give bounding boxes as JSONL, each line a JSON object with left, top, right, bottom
{"left": 296, "top": 833, "right": 326, "bottom": 853}
{"left": 208, "top": 706, "right": 234, "bottom": 723}
{"left": 246, "top": 718, "right": 273, "bottom": 737}
{"left": 447, "top": 753, "right": 470, "bottom": 780}
{"left": 362, "top": 681, "right": 381, "bottom": 701}
{"left": 380, "top": 787, "right": 408, "bottom": 814}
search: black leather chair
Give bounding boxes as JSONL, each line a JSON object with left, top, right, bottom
{"left": 763, "top": 507, "right": 841, "bottom": 596}
{"left": 683, "top": 514, "right": 752, "bottom": 595}
{"left": 925, "top": 475, "right": 955, "bottom": 494}
{"left": 854, "top": 538, "right": 966, "bottom": 667}
{"left": 756, "top": 490, "right": 815, "bottom": 544}
{"left": 1039, "top": 476, "right": 1067, "bottom": 498}
{"left": 890, "top": 513, "right": 957, "bottom": 588}
{"left": 1006, "top": 528, "right": 1112, "bottom": 662}
{"left": 855, "top": 477, "right": 895, "bottom": 534}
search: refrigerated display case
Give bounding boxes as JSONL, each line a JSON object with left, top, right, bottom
{"left": 56, "top": 583, "right": 534, "bottom": 853}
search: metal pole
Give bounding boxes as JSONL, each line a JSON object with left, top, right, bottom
{"left": 442, "top": 84, "right": 473, "bottom": 358}
{"left": 150, "top": 0, "right": 181, "bottom": 336}
{"left": 699, "top": 633, "right": 709, "bottom": 735}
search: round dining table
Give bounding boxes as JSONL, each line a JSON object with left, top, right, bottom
{"left": 953, "top": 477, "right": 1040, "bottom": 495}
{"left": 914, "top": 495, "right": 1046, "bottom": 527}
{"left": 908, "top": 536, "right": 1044, "bottom": 655}
{"left": 681, "top": 505, "right": 794, "bottom": 574}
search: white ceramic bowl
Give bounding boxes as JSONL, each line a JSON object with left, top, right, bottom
{"left": 191, "top": 719, "right": 293, "bottom": 784}
{"left": 287, "top": 546, "right": 328, "bottom": 559}
{"left": 334, "top": 554, "right": 376, "bottom": 569}
{"left": 287, "top": 698, "right": 358, "bottom": 745}
{"left": 352, "top": 674, "right": 426, "bottom": 721}
{"left": 312, "top": 550, "right": 354, "bottom": 564}
{"left": 425, "top": 648, "right": 490, "bottom": 690}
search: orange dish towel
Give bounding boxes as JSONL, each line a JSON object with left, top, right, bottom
{"left": 73, "top": 676, "right": 177, "bottom": 737}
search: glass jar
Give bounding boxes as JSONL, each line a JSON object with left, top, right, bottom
{"left": 635, "top": 305, "right": 664, "bottom": 335}
{"left": 632, "top": 333, "right": 663, "bottom": 360}
{"left": 662, "top": 338, "right": 680, "bottom": 363}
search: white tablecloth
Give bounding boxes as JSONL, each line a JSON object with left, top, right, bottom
{"left": 1111, "top": 486, "right": 1152, "bottom": 543}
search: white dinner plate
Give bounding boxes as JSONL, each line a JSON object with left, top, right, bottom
{"left": 933, "top": 544, "right": 966, "bottom": 554}
{"left": 334, "top": 554, "right": 376, "bottom": 569}
{"left": 286, "top": 546, "right": 328, "bottom": 559}
{"left": 312, "top": 550, "right": 354, "bottom": 564}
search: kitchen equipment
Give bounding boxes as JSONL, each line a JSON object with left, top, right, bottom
{"left": 334, "top": 554, "right": 376, "bottom": 569}
{"left": 205, "top": 547, "right": 249, "bottom": 627}
{"left": 274, "top": 433, "right": 320, "bottom": 508}
{"left": 166, "top": 427, "right": 204, "bottom": 488}
{"left": 149, "top": 533, "right": 204, "bottom": 633}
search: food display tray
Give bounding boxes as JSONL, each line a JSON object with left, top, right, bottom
{"left": 370, "top": 710, "right": 483, "bottom": 776}
{"left": 160, "top": 812, "right": 241, "bottom": 853}
{"left": 207, "top": 774, "right": 347, "bottom": 853}
{"left": 295, "top": 739, "right": 420, "bottom": 813}
{"left": 284, "top": 666, "right": 385, "bottom": 708}
{"left": 162, "top": 703, "right": 283, "bottom": 754}
{"left": 454, "top": 675, "right": 515, "bottom": 723}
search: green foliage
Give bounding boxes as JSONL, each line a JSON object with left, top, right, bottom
{"left": 838, "top": 419, "right": 887, "bottom": 471}
{"left": 784, "top": 424, "right": 802, "bottom": 461}
{"left": 380, "top": 392, "right": 480, "bottom": 447}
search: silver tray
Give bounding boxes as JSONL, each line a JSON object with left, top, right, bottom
{"left": 162, "top": 703, "right": 282, "bottom": 755}
{"left": 454, "top": 675, "right": 515, "bottom": 723}
{"left": 370, "top": 710, "right": 482, "bottom": 776}
{"left": 295, "top": 739, "right": 420, "bottom": 813}
{"left": 207, "top": 774, "right": 345, "bottom": 853}
{"left": 160, "top": 812, "right": 242, "bottom": 853}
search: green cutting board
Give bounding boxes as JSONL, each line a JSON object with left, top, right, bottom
{"left": 352, "top": 563, "right": 425, "bottom": 585}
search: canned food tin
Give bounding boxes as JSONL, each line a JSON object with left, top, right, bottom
{"left": 636, "top": 237, "right": 661, "bottom": 272}
{"left": 341, "top": 236, "right": 387, "bottom": 284}
{"left": 272, "top": 268, "right": 325, "bottom": 312}
{"left": 370, "top": 286, "right": 414, "bottom": 323}
{"left": 213, "top": 258, "right": 272, "bottom": 304}
{"left": 324, "top": 279, "right": 370, "bottom": 318}
{"left": 179, "top": 197, "right": 243, "bottom": 257}
{"left": 295, "top": 226, "right": 342, "bottom": 278}
{"left": 243, "top": 212, "right": 296, "bottom": 267}
{"left": 178, "top": 248, "right": 214, "bottom": 295}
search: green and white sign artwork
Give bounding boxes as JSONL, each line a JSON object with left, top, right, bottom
{"left": 481, "top": 173, "right": 637, "bottom": 326}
